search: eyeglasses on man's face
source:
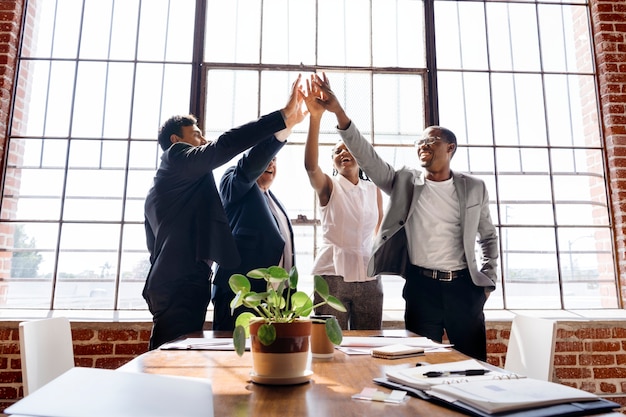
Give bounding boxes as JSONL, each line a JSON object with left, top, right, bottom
{"left": 414, "top": 136, "right": 444, "bottom": 147}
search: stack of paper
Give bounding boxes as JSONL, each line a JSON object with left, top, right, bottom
{"left": 370, "top": 344, "right": 425, "bottom": 359}
{"left": 385, "top": 359, "right": 519, "bottom": 390}
{"left": 427, "top": 377, "right": 606, "bottom": 415}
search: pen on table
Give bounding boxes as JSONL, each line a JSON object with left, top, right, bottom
{"left": 423, "top": 369, "right": 490, "bottom": 377}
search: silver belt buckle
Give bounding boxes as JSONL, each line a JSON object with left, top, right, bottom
{"left": 440, "top": 271, "right": 454, "bottom": 282}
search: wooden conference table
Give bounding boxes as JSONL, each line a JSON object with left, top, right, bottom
{"left": 117, "top": 329, "right": 472, "bottom": 417}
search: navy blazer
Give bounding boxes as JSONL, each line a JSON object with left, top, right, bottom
{"left": 143, "top": 111, "right": 286, "bottom": 307}
{"left": 213, "top": 136, "right": 295, "bottom": 291}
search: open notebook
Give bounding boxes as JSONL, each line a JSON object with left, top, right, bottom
{"left": 5, "top": 367, "right": 214, "bottom": 417}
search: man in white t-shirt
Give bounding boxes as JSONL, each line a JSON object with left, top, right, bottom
{"left": 310, "top": 73, "right": 498, "bottom": 360}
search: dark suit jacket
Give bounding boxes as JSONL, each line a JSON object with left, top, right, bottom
{"left": 143, "top": 111, "right": 286, "bottom": 309}
{"left": 213, "top": 137, "right": 295, "bottom": 291}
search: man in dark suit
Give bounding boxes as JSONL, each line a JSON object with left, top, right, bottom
{"left": 143, "top": 76, "right": 305, "bottom": 350}
{"left": 212, "top": 141, "right": 295, "bottom": 331}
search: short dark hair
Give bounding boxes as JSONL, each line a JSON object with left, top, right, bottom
{"left": 428, "top": 126, "right": 458, "bottom": 156}
{"left": 157, "top": 114, "right": 198, "bottom": 151}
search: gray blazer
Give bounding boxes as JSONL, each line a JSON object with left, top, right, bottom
{"left": 338, "top": 122, "right": 498, "bottom": 291}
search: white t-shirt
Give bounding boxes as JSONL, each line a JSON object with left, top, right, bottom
{"left": 407, "top": 177, "right": 466, "bottom": 271}
{"left": 312, "top": 175, "right": 378, "bottom": 282}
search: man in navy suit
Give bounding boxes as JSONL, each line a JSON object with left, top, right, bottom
{"left": 212, "top": 138, "right": 295, "bottom": 330}
{"left": 143, "top": 76, "right": 305, "bottom": 350}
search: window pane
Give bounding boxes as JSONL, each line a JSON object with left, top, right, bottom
{"left": 205, "top": 0, "right": 262, "bottom": 63}
{"left": 205, "top": 70, "right": 260, "bottom": 133}
{"left": 373, "top": 74, "right": 424, "bottom": 144}
{"left": 500, "top": 227, "right": 561, "bottom": 309}
{"left": 318, "top": 0, "right": 371, "bottom": 66}
{"left": 136, "top": 0, "right": 195, "bottom": 62}
{"left": 373, "top": 0, "right": 425, "bottom": 67}
{"left": 435, "top": 1, "right": 488, "bottom": 70}
{"left": 261, "top": 0, "right": 315, "bottom": 65}
{"left": 487, "top": 3, "right": 541, "bottom": 72}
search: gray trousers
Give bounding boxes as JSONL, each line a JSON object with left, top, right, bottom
{"left": 313, "top": 275, "right": 383, "bottom": 330}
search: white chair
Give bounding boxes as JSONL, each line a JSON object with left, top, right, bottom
{"left": 504, "top": 314, "right": 557, "bottom": 381}
{"left": 19, "top": 317, "right": 75, "bottom": 395}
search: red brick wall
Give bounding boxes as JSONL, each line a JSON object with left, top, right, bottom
{"left": 0, "top": 320, "right": 151, "bottom": 410}
{"left": 592, "top": 0, "right": 626, "bottom": 301}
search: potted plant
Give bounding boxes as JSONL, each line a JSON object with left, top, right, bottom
{"left": 229, "top": 265, "right": 346, "bottom": 382}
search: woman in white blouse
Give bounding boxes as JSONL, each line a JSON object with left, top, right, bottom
{"left": 303, "top": 74, "right": 384, "bottom": 330}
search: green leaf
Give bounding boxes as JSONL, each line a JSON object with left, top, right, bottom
{"left": 325, "top": 317, "right": 343, "bottom": 345}
{"left": 257, "top": 323, "right": 277, "bottom": 346}
{"left": 267, "top": 265, "right": 289, "bottom": 279}
{"left": 326, "top": 295, "right": 347, "bottom": 313}
{"left": 235, "top": 312, "right": 255, "bottom": 333}
{"left": 229, "top": 291, "right": 245, "bottom": 311}
{"left": 291, "top": 291, "right": 313, "bottom": 316}
{"left": 288, "top": 266, "right": 299, "bottom": 289}
{"left": 233, "top": 325, "right": 247, "bottom": 356}
{"left": 313, "top": 275, "right": 330, "bottom": 300}
{"left": 229, "top": 274, "right": 251, "bottom": 294}
{"left": 247, "top": 268, "right": 270, "bottom": 279}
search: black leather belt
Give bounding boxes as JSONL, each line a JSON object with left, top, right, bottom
{"left": 417, "top": 266, "right": 469, "bottom": 282}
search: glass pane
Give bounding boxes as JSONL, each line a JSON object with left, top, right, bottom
{"left": 109, "top": 0, "right": 140, "bottom": 61}
{"left": 205, "top": 0, "right": 262, "bottom": 63}
{"left": 54, "top": 248, "right": 118, "bottom": 310}
{"left": 555, "top": 203, "right": 609, "bottom": 226}
{"left": 434, "top": 2, "right": 460, "bottom": 68}
{"left": 452, "top": 147, "right": 495, "bottom": 174}
{"left": 496, "top": 148, "right": 550, "bottom": 173}
{"left": 51, "top": 0, "right": 82, "bottom": 59}
{"left": 492, "top": 73, "right": 547, "bottom": 146}
{"left": 558, "top": 228, "right": 617, "bottom": 308}
{"left": 318, "top": 0, "right": 371, "bottom": 66}
{"left": 500, "top": 227, "right": 561, "bottom": 309}
{"left": 9, "top": 138, "right": 67, "bottom": 168}
{"left": 63, "top": 199, "right": 123, "bottom": 222}
{"left": 45, "top": 61, "right": 77, "bottom": 137}
{"left": 497, "top": 173, "right": 552, "bottom": 202}
{"left": 65, "top": 170, "right": 125, "bottom": 198}
{"left": 551, "top": 148, "right": 604, "bottom": 175}
{"left": 103, "top": 63, "right": 135, "bottom": 139}
{"left": 80, "top": 0, "right": 114, "bottom": 60}
{"left": 2, "top": 168, "right": 65, "bottom": 221}
{"left": 118, "top": 247, "right": 150, "bottom": 309}
{"left": 487, "top": 3, "right": 541, "bottom": 72}
{"left": 457, "top": 1, "right": 488, "bottom": 70}
{"left": 261, "top": 0, "right": 315, "bottom": 65}
{"left": 373, "top": 0, "right": 425, "bottom": 67}
{"left": 372, "top": 74, "right": 424, "bottom": 144}
{"left": 131, "top": 64, "right": 192, "bottom": 139}
{"left": 136, "top": 0, "right": 194, "bottom": 62}
{"left": 539, "top": 5, "right": 593, "bottom": 73}
{"left": 12, "top": 61, "right": 49, "bottom": 136}
{"left": 205, "top": 70, "right": 260, "bottom": 134}
{"left": 0, "top": 222, "right": 58, "bottom": 308}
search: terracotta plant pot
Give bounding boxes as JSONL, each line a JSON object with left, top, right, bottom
{"left": 249, "top": 320, "right": 311, "bottom": 379}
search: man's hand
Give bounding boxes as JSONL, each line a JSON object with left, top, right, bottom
{"left": 304, "top": 74, "right": 325, "bottom": 120}
{"left": 311, "top": 73, "right": 351, "bottom": 130}
{"left": 281, "top": 74, "right": 307, "bottom": 131}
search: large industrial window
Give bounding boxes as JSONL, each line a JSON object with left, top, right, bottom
{"left": 0, "top": 0, "right": 616, "bottom": 313}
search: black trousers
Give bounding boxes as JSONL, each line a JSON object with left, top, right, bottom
{"left": 145, "top": 262, "right": 212, "bottom": 350}
{"left": 403, "top": 264, "right": 487, "bottom": 361}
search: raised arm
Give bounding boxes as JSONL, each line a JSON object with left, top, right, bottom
{"left": 304, "top": 75, "right": 333, "bottom": 205}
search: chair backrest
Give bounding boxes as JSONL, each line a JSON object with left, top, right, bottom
{"left": 19, "top": 317, "right": 75, "bottom": 395}
{"left": 505, "top": 314, "right": 557, "bottom": 381}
